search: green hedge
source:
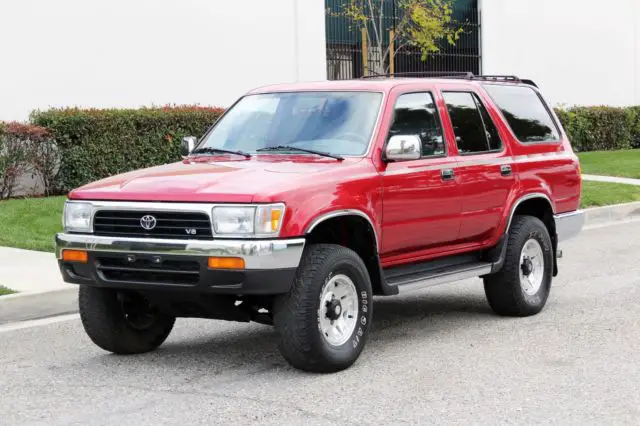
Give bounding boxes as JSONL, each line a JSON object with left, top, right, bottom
{"left": 30, "top": 106, "right": 224, "bottom": 193}
{"left": 554, "top": 106, "right": 640, "bottom": 152}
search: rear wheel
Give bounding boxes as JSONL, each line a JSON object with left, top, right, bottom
{"left": 273, "top": 244, "right": 373, "bottom": 373}
{"left": 483, "top": 215, "right": 554, "bottom": 317}
{"left": 79, "top": 286, "right": 175, "bottom": 354}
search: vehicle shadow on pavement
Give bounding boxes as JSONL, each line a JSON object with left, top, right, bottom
{"left": 367, "top": 292, "right": 495, "bottom": 344}
{"left": 79, "top": 291, "right": 496, "bottom": 374}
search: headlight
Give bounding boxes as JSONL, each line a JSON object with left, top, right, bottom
{"left": 212, "top": 204, "right": 285, "bottom": 236}
{"left": 63, "top": 201, "right": 93, "bottom": 233}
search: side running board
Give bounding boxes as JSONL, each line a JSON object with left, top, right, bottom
{"left": 383, "top": 254, "right": 494, "bottom": 295}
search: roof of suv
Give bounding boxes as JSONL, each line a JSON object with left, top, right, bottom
{"left": 249, "top": 77, "right": 536, "bottom": 95}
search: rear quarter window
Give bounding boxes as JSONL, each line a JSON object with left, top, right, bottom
{"left": 482, "top": 84, "right": 560, "bottom": 143}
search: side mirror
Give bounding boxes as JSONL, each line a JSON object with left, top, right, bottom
{"left": 181, "top": 136, "right": 197, "bottom": 156}
{"left": 385, "top": 135, "right": 421, "bottom": 162}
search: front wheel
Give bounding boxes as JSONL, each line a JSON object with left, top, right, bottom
{"left": 79, "top": 286, "right": 176, "bottom": 354}
{"left": 483, "top": 215, "right": 554, "bottom": 317}
{"left": 273, "top": 244, "right": 373, "bottom": 373}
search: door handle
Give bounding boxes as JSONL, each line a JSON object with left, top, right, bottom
{"left": 500, "top": 164, "right": 512, "bottom": 176}
{"left": 441, "top": 168, "right": 455, "bottom": 181}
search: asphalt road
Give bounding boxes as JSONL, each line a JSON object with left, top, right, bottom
{"left": 2, "top": 220, "right": 640, "bottom": 425}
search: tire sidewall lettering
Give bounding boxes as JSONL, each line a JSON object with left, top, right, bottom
{"left": 350, "top": 276, "right": 370, "bottom": 350}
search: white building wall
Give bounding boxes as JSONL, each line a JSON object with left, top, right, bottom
{"left": 0, "top": 0, "right": 327, "bottom": 121}
{"left": 481, "top": 0, "right": 640, "bottom": 107}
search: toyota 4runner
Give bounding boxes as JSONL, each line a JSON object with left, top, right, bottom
{"left": 56, "top": 74, "right": 584, "bottom": 373}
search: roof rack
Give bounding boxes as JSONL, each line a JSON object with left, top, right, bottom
{"left": 359, "top": 72, "right": 537, "bottom": 87}
{"left": 361, "top": 71, "right": 474, "bottom": 80}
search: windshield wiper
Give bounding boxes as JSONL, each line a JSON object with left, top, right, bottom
{"left": 190, "top": 146, "right": 252, "bottom": 158}
{"left": 256, "top": 145, "right": 344, "bottom": 161}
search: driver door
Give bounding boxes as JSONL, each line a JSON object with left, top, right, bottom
{"left": 381, "top": 91, "right": 462, "bottom": 263}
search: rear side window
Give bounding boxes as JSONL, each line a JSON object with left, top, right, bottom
{"left": 475, "top": 96, "right": 502, "bottom": 151}
{"left": 483, "top": 85, "right": 560, "bottom": 143}
{"left": 389, "top": 92, "right": 445, "bottom": 157}
{"left": 443, "top": 91, "right": 501, "bottom": 154}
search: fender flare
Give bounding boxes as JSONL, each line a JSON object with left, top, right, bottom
{"left": 304, "top": 209, "right": 380, "bottom": 254}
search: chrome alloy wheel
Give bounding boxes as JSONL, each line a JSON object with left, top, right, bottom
{"left": 519, "top": 239, "right": 544, "bottom": 296}
{"left": 318, "top": 274, "right": 359, "bottom": 346}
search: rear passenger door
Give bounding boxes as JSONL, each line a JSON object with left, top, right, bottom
{"left": 441, "top": 90, "right": 516, "bottom": 245}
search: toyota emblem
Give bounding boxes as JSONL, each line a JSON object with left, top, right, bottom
{"left": 140, "top": 215, "right": 157, "bottom": 230}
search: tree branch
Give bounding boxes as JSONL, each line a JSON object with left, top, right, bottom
{"left": 366, "top": 0, "right": 382, "bottom": 50}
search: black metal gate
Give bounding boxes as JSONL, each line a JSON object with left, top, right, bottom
{"left": 325, "top": 0, "right": 481, "bottom": 80}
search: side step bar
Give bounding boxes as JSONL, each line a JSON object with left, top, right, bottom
{"left": 384, "top": 261, "right": 493, "bottom": 294}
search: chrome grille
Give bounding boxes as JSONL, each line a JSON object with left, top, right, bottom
{"left": 93, "top": 210, "right": 213, "bottom": 240}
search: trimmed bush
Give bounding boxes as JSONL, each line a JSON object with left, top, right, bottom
{"left": 30, "top": 105, "right": 224, "bottom": 193}
{"left": 554, "top": 106, "right": 637, "bottom": 152}
{"left": 0, "top": 122, "right": 53, "bottom": 199}
{"left": 627, "top": 106, "right": 640, "bottom": 149}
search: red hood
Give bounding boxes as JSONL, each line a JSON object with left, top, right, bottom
{"left": 69, "top": 155, "right": 371, "bottom": 203}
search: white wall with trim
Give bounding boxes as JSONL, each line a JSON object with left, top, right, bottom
{"left": 0, "top": 0, "right": 327, "bottom": 121}
{"left": 480, "top": 0, "right": 640, "bottom": 107}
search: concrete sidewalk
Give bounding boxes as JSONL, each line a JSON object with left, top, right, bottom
{"left": 0, "top": 247, "right": 76, "bottom": 325}
{"left": 0, "top": 247, "right": 72, "bottom": 293}
{"left": 582, "top": 174, "right": 640, "bottom": 186}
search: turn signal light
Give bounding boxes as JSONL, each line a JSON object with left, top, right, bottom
{"left": 62, "top": 249, "right": 88, "bottom": 263}
{"left": 270, "top": 209, "right": 282, "bottom": 232}
{"left": 207, "top": 257, "right": 245, "bottom": 270}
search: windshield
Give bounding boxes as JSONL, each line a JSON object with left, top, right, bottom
{"left": 196, "top": 91, "right": 383, "bottom": 156}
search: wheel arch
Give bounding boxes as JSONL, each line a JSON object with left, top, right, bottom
{"left": 506, "top": 193, "right": 556, "bottom": 233}
{"left": 304, "top": 210, "right": 396, "bottom": 296}
{"left": 304, "top": 209, "right": 380, "bottom": 252}
{"left": 505, "top": 192, "right": 559, "bottom": 276}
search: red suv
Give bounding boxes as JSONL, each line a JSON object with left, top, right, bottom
{"left": 56, "top": 75, "right": 584, "bottom": 372}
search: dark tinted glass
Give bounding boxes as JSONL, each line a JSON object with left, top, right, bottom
{"left": 389, "top": 93, "right": 445, "bottom": 157}
{"left": 442, "top": 92, "right": 489, "bottom": 154}
{"left": 483, "top": 85, "right": 560, "bottom": 143}
{"left": 473, "top": 95, "right": 502, "bottom": 151}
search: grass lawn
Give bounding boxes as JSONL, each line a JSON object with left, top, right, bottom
{"left": 580, "top": 181, "right": 640, "bottom": 208}
{"left": 0, "top": 286, "right": 16, "bottom": 296}
{"left": 0, "top": 196, "right": 65, "bottom": 252}
{"left": 578, "top": 149, "right": 640, "bottom": 179}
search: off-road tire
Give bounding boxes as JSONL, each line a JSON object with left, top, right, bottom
{"left": 483, "top": 215, "right": 554, "bottom": 317}
{"left": 79, "top": 286, "right": 175, "bottom": 354}
{"left": 273, "top": 244, "right": 373, "bottom": 373}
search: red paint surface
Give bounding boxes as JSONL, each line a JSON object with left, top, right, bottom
{"left": 70, "top": 78, "right": 581, "bottom": 268}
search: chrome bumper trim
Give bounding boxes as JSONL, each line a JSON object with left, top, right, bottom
{"left": 55, "top": 233, "right": 305, "bottom": 270}
{"left": 554, "top": 210, "right": 585, "bottom": 242}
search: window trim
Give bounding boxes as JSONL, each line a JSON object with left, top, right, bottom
{"left": 441, "top": 90, "right": 506, "bottom": 157}
{"left": 385, "top": 90, "right": 448, "bottom": 160}
{"left": 481, "top": 83, "right": 563, "bottom": 145}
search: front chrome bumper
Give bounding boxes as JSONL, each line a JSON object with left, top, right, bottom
{"left": 554, "top": 210, "right": 585, "bottom": 242}
{"left": 55, "top": 233, "right": 306, "bottom": 270}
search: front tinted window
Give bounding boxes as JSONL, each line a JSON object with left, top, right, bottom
{"left": 389, "top": 92, "right": 445, "bottom": 156}
{"left": 483, "top": 85, "right": 560, "bottom": 143}
{"left": 443, "top": 92, "right": 490, "bottom": 154}
{"left": 198, "top": 91, "right": 382, "bottom": 156}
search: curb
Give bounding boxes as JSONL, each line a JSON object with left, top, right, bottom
{"left": 583, "top": 201, "right": 640, "bottom": 228}
{"left": 0, "top": 287, "right": 77, "bottom": 326}
{"left": 2, "top": 202, "right": 640, "bottom": 326}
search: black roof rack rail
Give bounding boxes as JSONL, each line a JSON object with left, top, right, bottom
{"left": 361, "top": 71, "right": 474, "bottom": 80}
{"left": 475, "top": 75, "right": 521, "bottom": 82}
{"left": 358, "top": 72, "right": 538, "bottom": 87}
{"left": 475, "top": 75, "right": 539, "bottom": 87}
